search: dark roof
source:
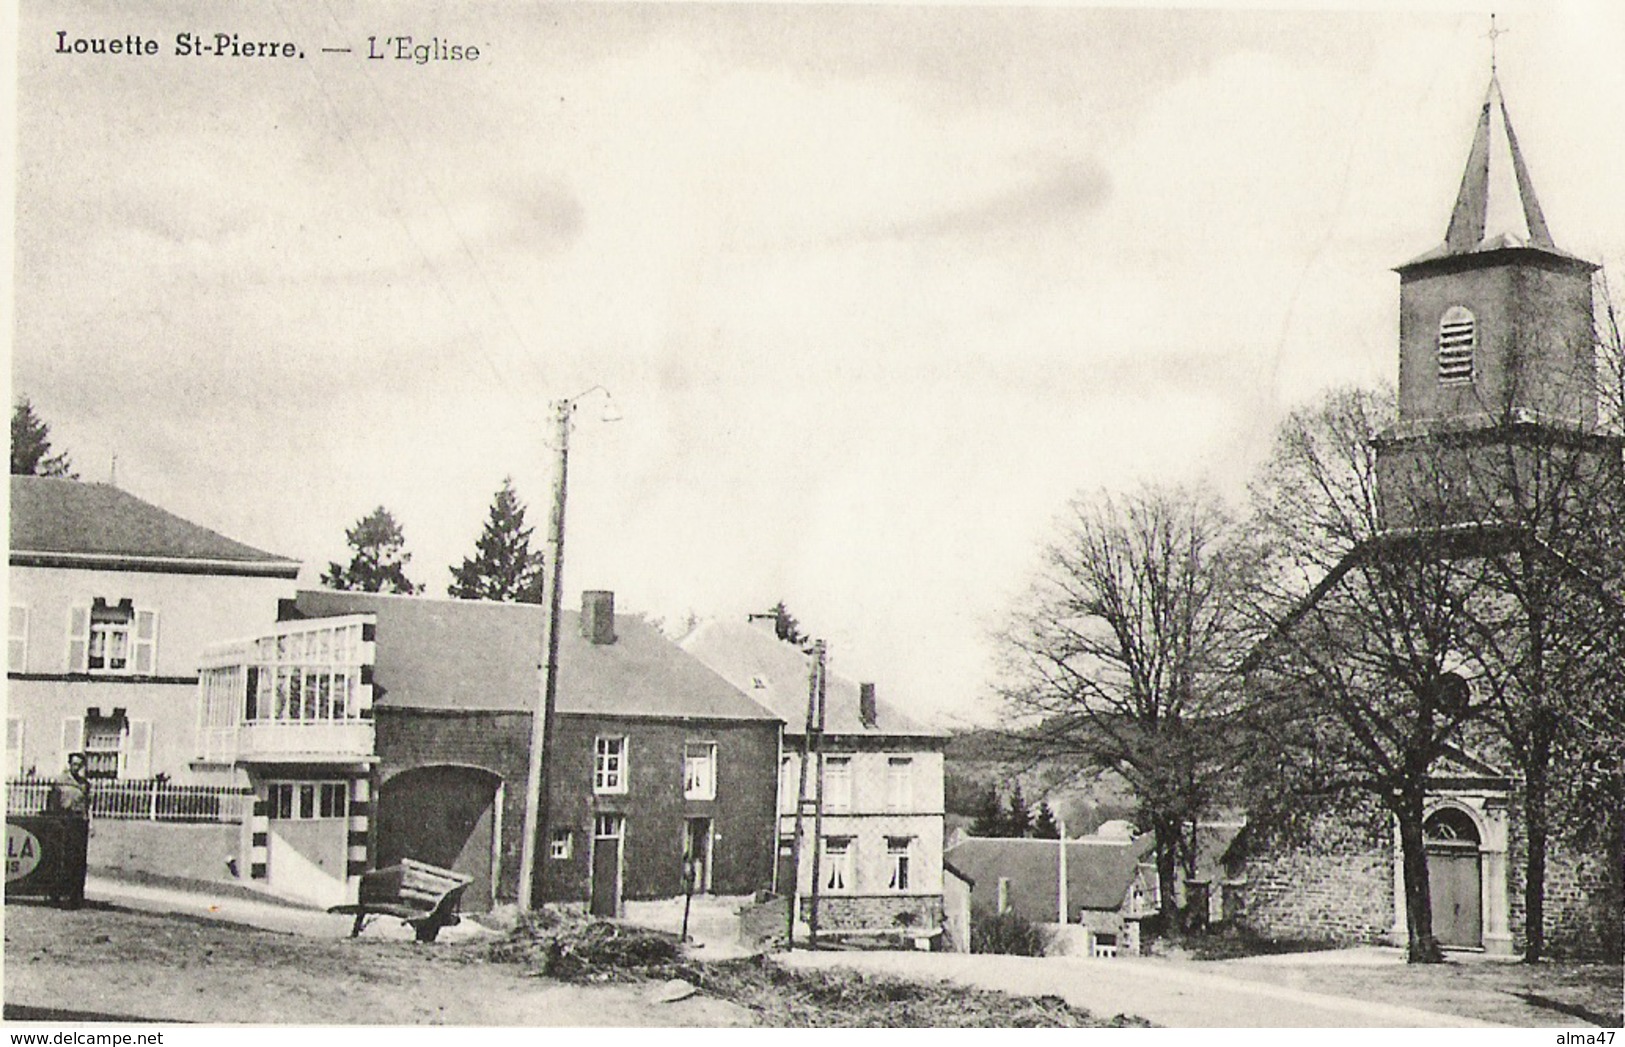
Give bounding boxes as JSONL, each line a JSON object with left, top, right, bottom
{"left": 292, "top": 590, "right": 777, "bottom": 721}
{"left": 944, "top": 836, "right": 1154, "bottom": 917}
{"left": 10, "top": 476, "right": 299, "bottom": 575}
{"left": 679, "top": 618, "right": 946, "bottom": 738}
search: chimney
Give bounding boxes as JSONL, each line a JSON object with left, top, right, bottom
{"left": 859, "top": 682, "right": 878, "bottom": 728}
{"left": 581, "top": 590, "right": 616, "bottom": 645}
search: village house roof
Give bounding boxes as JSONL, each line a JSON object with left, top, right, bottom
{"left": 9, "top": 476, "right": 300, "bottom": 577}
{"left": 945, "top": 835, "right": 1156, "bottom": 918}
{"left": 291, "top": 589, "right": 778, "bottom": 722}
{"left": 678, "top": 617, "right": 946, "bottom": 739}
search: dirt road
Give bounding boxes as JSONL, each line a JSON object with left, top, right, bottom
{"left": 781, "top": 950, "right": 1491, "bottom": 1027}
{"left": 3, "top": 899, "right": 749, "bottom": 1026}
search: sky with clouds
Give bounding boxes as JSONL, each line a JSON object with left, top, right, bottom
{"left": 12, "top": 2, "right": 1625, "bottom": 726}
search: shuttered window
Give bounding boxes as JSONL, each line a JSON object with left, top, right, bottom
{"left": 1439, "top": 306, "right": 1476, "bottom": 384}
{"left": 9, "top": 606, "right": 27, "bottom": 673}
{"left": 6, "top": 718, "right": 25, "bottom": 776}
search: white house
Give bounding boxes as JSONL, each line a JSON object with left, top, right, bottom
{"left": 7, "top": 477, "right": 299, "bottom": 784}
{"left": 681, "top": 617, "right": 949, "bottom": 942}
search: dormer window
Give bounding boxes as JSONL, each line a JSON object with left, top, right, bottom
{"left": 1438, "top": 306, "right": 1476, "bottom": 384}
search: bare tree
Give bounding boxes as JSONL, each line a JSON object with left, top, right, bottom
{"left": 996, "top": 483, "right": 1257, "bottom": 928}
{"left": 1422, "top": 303, "right": 1625, "bottom": 963}
{"left": 1243, "top": 386, "right": 1501, "bottom": 963}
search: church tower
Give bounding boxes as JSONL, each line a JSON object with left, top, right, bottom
{"left": 1376, "top": 76, "right": 1614, "bottom": 530}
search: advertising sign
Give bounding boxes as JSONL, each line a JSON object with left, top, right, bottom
{"left": 4, "top": 815, "right": 90, "bottom": 902}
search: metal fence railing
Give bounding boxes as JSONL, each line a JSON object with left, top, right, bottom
{"left": 5, "top": 779, "right": 251, "bottom": 824}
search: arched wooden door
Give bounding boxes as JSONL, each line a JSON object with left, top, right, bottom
{"left": 1425, "top": 808, "right": 1482, "bottom": 949}
{"left": 377, "top": 765, "right": 502, "bottom": 912}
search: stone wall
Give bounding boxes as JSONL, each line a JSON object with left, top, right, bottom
{"left": 1505, "top": 792, "right": 1624, "bottom": 960}
{"left": 1233, "top": 804, "right": 1395, "bottom": 946}
{"left": 799, "top": 892, "right": 943, "bottom": 935}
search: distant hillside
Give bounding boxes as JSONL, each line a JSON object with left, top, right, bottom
{"left": 943, "top": 726, "right": 1137, "bottom": 835}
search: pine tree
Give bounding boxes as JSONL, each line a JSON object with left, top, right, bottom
{"left": 771, "top": 601, "right": 808, "bottom": 645}
{"left": 11, "top": 398, "right": 75, "bottom": 478}
{"left": 970, "top": 785, "right": 1006, "bottom": 837}
{"left": 1032, "top": 802, "right": 1061, "bottom": 839}
{"left": 322, "top": 506, "right": 420, "bottom": 594}
{"left": 448, "top": 477, "right": 546, "bottom": 603}
{"left": 1007, "top": 783, "right": 1033, "bottom": 838}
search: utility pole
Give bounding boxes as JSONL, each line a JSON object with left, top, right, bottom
{"left": 786, "top": 639, "right": 820, "bottom": 948}
{"left": 518, "top": 397, "right": 573, "bottom": 910}
{"left": 807, "top": 640, "right": 828, "bottom": 950}
{"left": 1058, "top": 818, "right": 1068, "bottom": 925}
{"left": 517, "top": 387, "right": 618, "bottom": 911}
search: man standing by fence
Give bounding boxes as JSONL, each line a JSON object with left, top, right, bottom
{"left": 44, "top": 752, "right": 91, "bottom": 908}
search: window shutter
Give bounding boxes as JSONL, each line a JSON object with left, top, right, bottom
{"left": 8, "top": 606, "right": 28, "bottom": 673}
{"left": 125, "top": 720, "right": 153, "bottom": 779}
{"left": 61, "top": 716, "right": 85, "bottom": 766}
{"left": 6, "top": 718, "right": 24, "bottom": 777}
{"left": 133, "top": 609, "right": 159, "bottom": 675}
{"left": 67, "top": 606, "right": 90, "bottom": 672}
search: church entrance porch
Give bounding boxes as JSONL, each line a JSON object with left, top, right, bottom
{"left": 1392, "top": 783, "right": 1513, "bottom": 956}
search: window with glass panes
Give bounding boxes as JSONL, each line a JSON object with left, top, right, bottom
{"left": 683, "top": 742, "right": 717, "bottom": 800}
{"left": 9, "top": 605, "right": 27, "bottom": 673}
{"left": 886, "top": 757, "right": 912, "bottom": 811}
{"left": 594, "top": 736, "right": 627, "bottom": 793}
{"left": 70, "top": 599, "right": 158, "bottom": 675}
{"left": 822, "top": 836, "right": 853, "bottom": 892}
{"left": 266, "top": 781, "right": 348, "bottom": 820}
{"left": 241, "top": 620, "right": 365, "bottom": 724}
{"left": 886, "top": 837, "right": 912, "bottom": 890}
{"left": 822, "top": 756, "right": 852, "bottom": 811}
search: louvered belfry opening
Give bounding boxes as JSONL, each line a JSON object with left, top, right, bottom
{"left": 1437, "top": 306, "right": 1476, "bottom": 384}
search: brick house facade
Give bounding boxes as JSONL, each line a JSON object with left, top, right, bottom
{"left": 268, "top": 588, "right": 779, "bottom": 914}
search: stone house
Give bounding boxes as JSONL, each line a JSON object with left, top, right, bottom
{"left": 9, "top": 477, "right": 298, "bottom": 784}
{"left": 197, "top": 587, "right": 781, "bottom": 911}
{"left": 680, "top": 617, "right": 949, "bottom": 942}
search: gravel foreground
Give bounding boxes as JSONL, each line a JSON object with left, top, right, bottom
{"left": 4, "top": 899, "right": 1141, "bottom": 1027}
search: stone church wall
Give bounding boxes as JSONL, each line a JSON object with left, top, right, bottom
{"left": 1505, "top": 792, "right": 1624, "bottom": 960}
{"left": 1231, "top": 802, "right": 1394, "bottom": 946}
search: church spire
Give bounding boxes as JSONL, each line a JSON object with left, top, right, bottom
{"left": 1402, "top": 76, "right": 1577, "bottom": 269}
{"left": 1442, "top": 76, "right": 1553, "bottom": 253}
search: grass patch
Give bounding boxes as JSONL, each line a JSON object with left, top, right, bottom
{"left": 486, "top": 908, "right": 1147, "bottom": 1027}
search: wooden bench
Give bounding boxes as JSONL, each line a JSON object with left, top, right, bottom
{"left": 329, "top": 859, "right": 474, "bottom": 942}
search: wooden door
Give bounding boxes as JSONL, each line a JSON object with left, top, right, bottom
{"left": 1428, "top": 849, "right": 1482, "bottom": 948}
{"left": 684, "top": 818, "right": 712, "bottom": 894}
{"left": 775, "top": 836, "right": 796, "bottom": 897}
{"left": 591, "top": 814, "right": 623, "bottom": 917}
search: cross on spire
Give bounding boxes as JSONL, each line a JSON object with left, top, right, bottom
{"left": 1485, "top": 13, "right": 1509, "bottom": 76}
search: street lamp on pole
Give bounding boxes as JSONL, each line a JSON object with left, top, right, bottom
{"left": 518, "top": 385, "right": 621, "bottom": 911}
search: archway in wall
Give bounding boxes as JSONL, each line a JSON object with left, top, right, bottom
{"left": 1425, "top": 806, "right": 1482, "bottom": 949}
{"left": 377, "top": 765, "right": 503, "bottom": 912}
